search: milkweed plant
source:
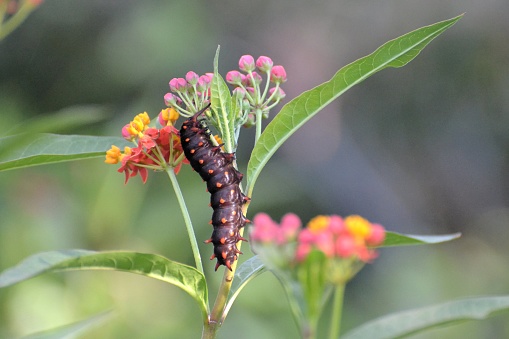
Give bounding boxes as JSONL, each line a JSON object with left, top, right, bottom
{"left": 2, "top": 13, "right": 508, "bottom": 339}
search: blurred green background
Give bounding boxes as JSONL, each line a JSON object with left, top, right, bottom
{"left": 1, "top": 1, "right": 509, "bottom": 338}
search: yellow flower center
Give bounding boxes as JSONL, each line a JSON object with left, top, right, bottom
{"left": 307, "top": 215, "right": 330, "bottom": 233}
{"left": 345, "top": 215, "right": 372, "bottom": 240}
{"left": 136, "top": 112, "right": 151, "bottom": 125}
{"left": 105, "top": 145, "right": 122, "bottom": 164}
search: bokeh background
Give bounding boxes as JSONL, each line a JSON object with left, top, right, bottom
{"left": 1, "top": 1, "right": 509, "bottom": 338}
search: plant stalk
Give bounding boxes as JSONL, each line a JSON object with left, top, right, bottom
{"left": 328, "top": 283, "right": 345, "bottom": 339}
{"left": 165, "top": 168, "right": 204, "bottom": 275}
{"left": 254, "top": 108, "right": 263, "bottom": 144}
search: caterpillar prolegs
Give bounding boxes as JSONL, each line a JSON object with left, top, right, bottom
{"left": 180, "top": 106, "right": 249, "bottom": 271}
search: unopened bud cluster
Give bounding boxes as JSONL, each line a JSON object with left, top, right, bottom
{"left": 165, "top": 72, "right": 213, "bottom": 117}
{"left": 226, "top": 55, "right": 287, "bottom": 127}
{"left": 251, "top": 213, "right": 385, "bottom": 282}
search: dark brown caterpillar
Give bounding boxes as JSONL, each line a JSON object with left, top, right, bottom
{"left": 180, "top": 106, "right": 249, "bottom": 271}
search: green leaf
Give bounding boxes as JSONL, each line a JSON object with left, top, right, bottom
{"left": 0, "top": 250, "right": 209, "bottom": 321}
{"left": 381, "top": 231, "right": 461, "bottom": 247}
{"left": 4, "top": 105, "right": 109, "bottom": 137}
{"left": 246, "top": 15, "right": 463, "bottom": 197}
{"left": 21, "top": 310, "right": 113, "bottom": 339}
{"left": 211, "top": 46, "right": 234, "bottom": 152}
{"left": 222, "top": 256, "right": 266, "bottom": 322}
{"left": 0, "top": 133, "right": 129, "bottom": 171}
{"left": 342, "top": 296, "right": 509, "bottom": 339}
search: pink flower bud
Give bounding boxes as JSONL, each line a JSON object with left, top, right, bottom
{"left": 245, "top": 87, "right": 255, "bottom": 96}
{"left": 243, "top": 113, "right": 256, "bottom": 128}
{"left": 314, "top": 232, "right": 335, "bottom": 258}
{"left": 232, "top": 87, "right": 246, "bottom": 99}
{"left": 275, "top": 213, "right": 302, "bottom": 244}
{"left": 296, "top": 243, "right": 312, "bottom": 262}
{"left": 121, "top": 124, "right": 132, "bottom": 140}
{"left": 365, "top": 223, "right": 385, "bottom": 246}
{"left": 205, "top": 73, "right": 214, "bottom": 81}
{"left": 298, "top": 229, "right": 315, "bottom": 244}
{"left": 197, "top": 74, "right": 212, "bottom": 92}
{"left": 238, "top": 55, "right": 255, "bottom": 72}
{"left": 164, "top": 93, "right": 178, "bottom": 107}
{"left": 328, "top": 215, "right": 346, "bottom": 235}
{"left": 251, "top": 213, "right": 279, "bottom": 243}
{"left": 256, "top": 56, "right": 273, "bottom": 72}
{"left": 269, "top": 87, "right": 286, "bottom": 101}
{"left": 185, "top": 71, "right": 199, "bottom": 85}
{"left": 226, "top": 70, "right": 243, "bottom": 85}
{"left": 335, "top": 235, "right": 357, "bottom": 258}
{"left": 280, "top": 213, "right": 301, "bottom": 239}
{"left": 270, "top": 65, "right": 287, "bottom": 83}
{"left": 169, "top": 77, "right": 187, "bottom": 92}
{"left": 247, "top": 71, "right": 262, "bottom": 86}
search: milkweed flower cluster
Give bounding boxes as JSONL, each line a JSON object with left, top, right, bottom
{"left": 165, "top": 72, "right": 213, "bottom": 117}
{"left": 226, "top": 55, "right": 287, "bottom": 127}
{"left": 104, "top": 108, "right": 187, "bottom": 183}
{"left": 251, "top": 213, "right": 385, "bottom": 283}
{"left": 106, "top": 54, "right": 287, "bottom": 182}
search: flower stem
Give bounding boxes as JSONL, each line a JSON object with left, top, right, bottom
{"left": 0, "top": 2, "right": 38, "bottom": 41}
{"left": 328, "top": 283, "right": 346, "bottom": 339}
{"left": 165, "top": 168, "right": 204, "bottom": 275}
{"left": 254, "top": 108, "right": 263, "bottom": 144}
{"left": 206, "top": 191, "right": 251, "bottom": 338}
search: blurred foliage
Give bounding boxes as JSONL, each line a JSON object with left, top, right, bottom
{"left": 1, "top": 1, "right": 509, "bottom": 338}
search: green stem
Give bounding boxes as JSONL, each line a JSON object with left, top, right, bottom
{"left": 0, "top": 2, "right": 38, "bottom": 41}
{"left": 165, "top": 168, "right": 204, "bottom": 275}
{"left": 328, "top": 283, "right": 346, "bottom": 339}
{"left": 254, "top": 108, "right": 263, "bottom": 144}
{"left": 205, "top": 191, "right": 251, "bottom": 338}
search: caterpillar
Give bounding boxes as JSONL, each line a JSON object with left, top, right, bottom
{"left": 180, "top": 106, "right": 249, "bottom": 271}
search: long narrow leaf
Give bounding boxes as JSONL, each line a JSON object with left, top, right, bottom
{"left": 0, "top": 250, "right": 209, "bottom": 321}
{"left": 4, "top": 105, "right": 109, "bottom": 137}
{"left": 381, "top": 231, "right": 461, "bottom": 247}
{"left": 222, "top": 256, "right": 266, "bottom": 322}
{"left": 246, "top": 15, "right": 463, "bottom": 196}
{"left": 342, "top": 296, "right": 509, "bottom": 339}
{"left": 0, "top": 134, "right": 129, "bottom": 171}
{"left": 22, "top": 310, "right": 113, "bottom": 339}
{"left": 211, "top": 46, "right": 234, "bottom": 152}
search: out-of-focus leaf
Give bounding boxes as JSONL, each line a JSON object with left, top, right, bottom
{"left": 0, "top": 133, "right": 129, "bottom": 171}
{"left": 381, "top": 231, "right": 461, "bottom": 247}
{"left": 222, "top": 256, "right": 266, "bottom": 321}
{"left": 246, "top": 15, "right": 463, "bottom": 198}
{"left": 4, "top": 105, "right": 109, "bottom": 137}
{"left": 342, "top": 296, "right": 509, "bottom": 339}
{"left": 21, "top": 310, "right": 113, "bottom": 339}
{"left": 0, "top": 250, "right": 209, "bottom": 321}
